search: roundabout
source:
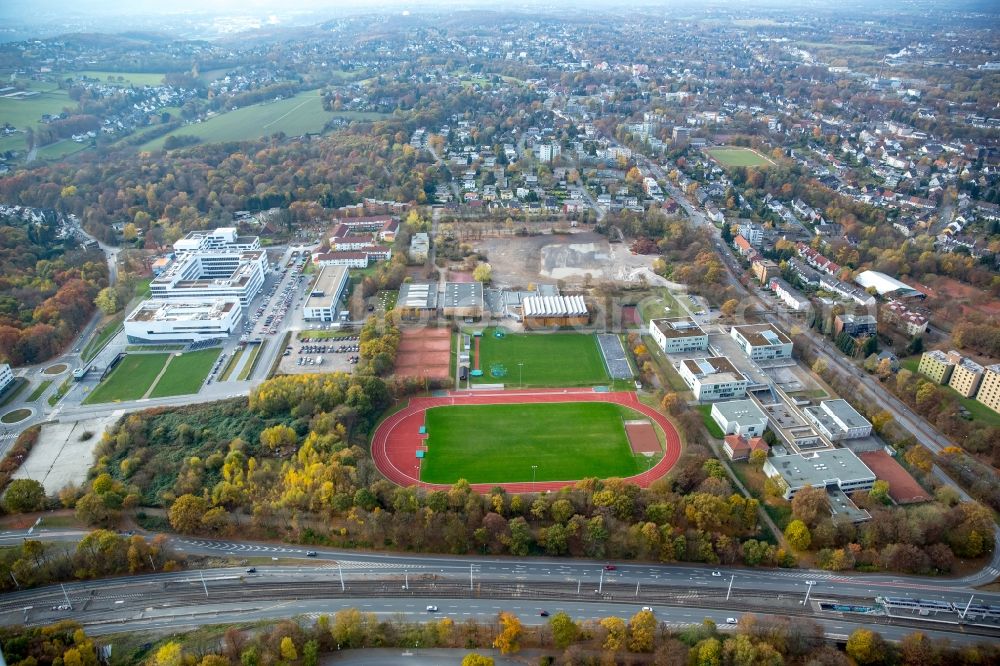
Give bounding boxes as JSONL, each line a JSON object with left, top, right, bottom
{"left": 1, "top": 408, "right": 32, "bottom": 424}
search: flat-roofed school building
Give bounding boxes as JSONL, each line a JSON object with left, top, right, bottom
{"left": 679, "top": 356, "right": 750, "bottom": 402}
{"left": 648, "top": 317, "right": 709, "bottom": 353}
{"left": 763, "top": 449, "right": 876, "bottom": 500}
{"left": 730, "top": 323, "right": 793, "bottom": 361}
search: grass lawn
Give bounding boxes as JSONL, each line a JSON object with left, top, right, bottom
{"left": 376, "top": 289, "right": 398, "bottom": 312}
{"left": 0, "top": 87, "right": 72, "bottom": 130}
{"left": 83, "top": 354, "right": 170, "bottom": 404}
{"left": 147, "top": 348, "right": 220, "bottom": 398}
{"left": 900, "top": 356, "right": 1000, "bottom": 426}
{"left": 218, "top": 347, "right": 244, "bottom": 381}
{"left": 82, "top": 314, "right": 125, "bottom": 362}
{"left": 297, "top": 330, "right": 352, "bottom": 340}
{"left": 637, "top": 288, "right": 684, "bottom": 322}
{"left": 641, "top": 334, "right": 691, "bottom": 394}
{"left": 35, "top": 139, "right": 90, "bottom": 162}
{"left": 705, "top": 146, "right": 774, "bottom": 168}
{"left": 237, "top": 341, "right": 267, "bottom": 381}
{"left": 139, "top": 91, "right": 389, "bottom": 151}
{"left": 26, "top": 380, "right": 53, "bottom": 403}
{"left": 1, "top": 408, "right": 31, "bottom": 424}
{"left": 420, "top": 402, "right": 653, "bottom": 484}
{"left": 697, "top": 404, "right": 725, "bottom": 438}
{"left": 471, "top": 328, "right": 609, "bottom": 387}
{"left": 47, "top": 377, "right": 72, "bottom": 406}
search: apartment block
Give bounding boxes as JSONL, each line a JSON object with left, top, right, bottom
{"left": 948, "top": 353, "right": 985, "bottom": 398}
{"left": 917, "top": 350, "right": 955, "bottom": 384}
{"left": 976, "top": 365, "right": 1000, "bottom": 414}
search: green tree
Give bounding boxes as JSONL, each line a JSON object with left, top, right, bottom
{"left": 695, "top": 637, "right": 722, "bottom": 666}
{"left": 472, "top": 263, "right": 493, "bottom": 283}
{"left": 846, "top": 628, "right": 885, "bottom": 665}
{"left": 492, "top": 612, "right": 522, "bottom": 654}
{"left": 154, "top": 642, "right": 183, "bottom": 666}
{"left": 3, "top": 478, "right": 46, "bottom": 513}
{"left": 784, "top": 519, "right": 812, "bottom": 551}
{"left": 627, "top": 609, "right": 657, "bottom": 652}
{"left": 302, "top": 639, "right": 319, "bottom": 666}
{"left": 600, "top": 616, "right": 627, "bottom": 651}
{"left": 94, "top": 287, "right": 121, "bottom": 315}
{"left": 168, "top": 494, "right": 208, "bottom": 533}
{"left": 869, "top": 480, "right": 891, "bottom": 505}
{"left": 507, "top": 517, "right": 532, "bottom": 555}
{"left": 279, "top": 636, "right": 297, "bottom": 661}
{"left": 549, "top": 612, "right": 579, "bottom": 649}
{"left": 260, "top": 424, "right": 298, "bottom": 453}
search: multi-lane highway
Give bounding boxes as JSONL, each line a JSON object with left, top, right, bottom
{"left": 2, "top": 529, "right": 998, "bottom": 644}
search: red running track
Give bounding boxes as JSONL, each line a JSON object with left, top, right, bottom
{"left": 370, "top": 388, "right": 681, "bottom": 494}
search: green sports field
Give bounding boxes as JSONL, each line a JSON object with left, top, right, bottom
{"left": 147, "top": 348, "right": 220, "bottom": 398}
{"left": 705, "top": 146, "right": 774, "bottom": 168}
{"left": 84, "top": 349, "right": 220, "bottom": 403}
{"left": 419, "top": 402, "right": 657, "bottom": 484}
{"left": 83, "top": 353, "right": 170, "bottom": 404}
{"left": 472, "top": 328, "right": 610, "bottom": 387}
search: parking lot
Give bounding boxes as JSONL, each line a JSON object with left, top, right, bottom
{"left": 278, "top": 331, "right": 360, "bottom": 375}
{"left": 242, "top": 255, "right": 309, "bottom": 343}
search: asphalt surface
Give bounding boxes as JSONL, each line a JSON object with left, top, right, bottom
{"left": 1, "top": 528, "right": 998, "bottom": 645}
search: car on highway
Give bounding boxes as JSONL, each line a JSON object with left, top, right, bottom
{"left": 426, "top": 605, "right": 438, "bottom": 612}
{"left": 246, "top": 567, "right": 256, "bottom": 573}
{"left": 726, "top": 617, "right": 738, "bottom": 624}
{"left": 604, "top": 565, "right": 617, "bottom": 570}
{"left": 305, "top": 551, "right": 317, "bottom": 557}
{"left": 711, "top": 571, "right": 721, "bottom": 577}
{"left": 539, "top": 610, "right": 549, "bottom": 617}
{"left": 641, "top": 607, "right": 653, "bottom": 613}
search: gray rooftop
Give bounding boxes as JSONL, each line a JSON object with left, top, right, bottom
{"left": 306, "top": 265, "right": 349, "bottom": 309}
{"left": 444, "top": 282, "right": 484, "bottom": 307}
{"left": 398, "top": 282, "right": 438, "bottom": 309}
{"left": 652, "top": 317, "right": 707, "bottom": 339}
{"left": 768, "top": 449, "right": 875, "bottom": 489}
{"left": 712, "top": 399, "right": 767, "bottom": 423}
{"left": 821, "top": 399, "right": 871, "bottom": 430}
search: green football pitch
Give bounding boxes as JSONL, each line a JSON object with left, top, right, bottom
{"left": 418, "top": 402, "right": 658, "bottom": 484}
{"left": 471, "top": 328, "right": 610, "bottom": 387}
{"left": 704, "top": 146, "right": 774, "bottom": 168}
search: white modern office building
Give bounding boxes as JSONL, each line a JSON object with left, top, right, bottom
{"left": 124, "top": 299, "right": 242, "bottom": 344}
{"left": 803, "top": 399, "right": 873, "bottom": 441}
{"left": 150, "top": 249, "right": 268, "bottom": 306}
{"left": 648, "top": 317, "right": 709, "bottom": 353}
{"left": 679, "top": 356, "right": 750, "bottom": 402}
{"left": 173, "top": 227, "right": 261, "bottom": 256}
{"left": 303, "top": 265, "right": 350, "bottom": 322}
{"left": 710, "top": 399, "right": 769, "bottom": 438}
{"left": 730, "top": 324, "right": 793, "bottom": 361}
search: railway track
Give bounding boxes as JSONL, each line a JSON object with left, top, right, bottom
{"left": 6, "top": 575, "right": 1000, "bottom": 639}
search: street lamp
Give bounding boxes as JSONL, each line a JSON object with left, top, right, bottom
{"left": 531, "top": 464, "right": 538, "bottom": 492}
{"left": 802, "top": 580, "right": 816, "bottom": 605}
{"left": 518, "top": 361, "right": 524, "bottom": 389}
